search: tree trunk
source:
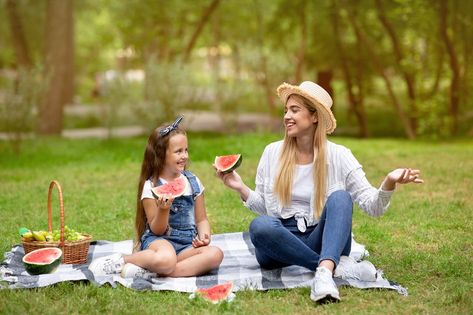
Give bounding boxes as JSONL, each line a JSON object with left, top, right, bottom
{"left": 425, "top": 48, "right": 444, "bottom": 100}
{"left": 330, "top": 0, "right": 369, "bottom": 137}
{"left": 316, "top": 70, "right": 335, "bottom": 111}
{"left": 210, "top": 9, "right": 223, "bottom": 114}
{"left": 5, "top": 0, "right": 32, "bottom": 69}
{"left": 38, "top": 0, "right": 74, "bottom": 135}
{"left": 374, "top": 0, "right": 418, "bottom": 133}
{"left": 347, "top": 8, "right": 416, "bottom": 139}
{"left": 294, "top": 0, "right": 307, "bottom": 83}
{"left": 183, "top": 0, "right": 221, "bottom": 62}
{"left": 439, "top": 0, "right": 461, "bottom": 135}
{"left": 253, "top": 0, "right": 276, "bottom": 115}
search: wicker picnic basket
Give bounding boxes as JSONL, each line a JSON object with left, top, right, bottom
{"left": 22, "top": 180, "right": 92, "bottom": 264}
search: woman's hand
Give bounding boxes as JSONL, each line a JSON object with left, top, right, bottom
{"left": 192, "top": 233, "right": 210, "bottom": 248}
{"left": 214, "top": 165, "right": 244, "bottom": 190}
{"left": 382, "top": 168, "right": 424, "bottom": 191}
{"left": 213, "top": 165, "right": 250, "bottom": 201}
{"left": 155, "top": 194, "right": 174, "bottom": 211}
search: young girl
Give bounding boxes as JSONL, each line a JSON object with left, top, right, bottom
{"left": 89, "top": 116, "right": 223, "bottom": 278}
{"left": 216, "top": 81, "right": 423, "bottom": 303}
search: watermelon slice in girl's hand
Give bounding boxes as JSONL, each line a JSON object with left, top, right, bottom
{"left": 189, "top": 282, "right": 235, "bottom": 304}
{"left": 214, "top": 154, "right": 242, "bottom": 174}
{"left": 151, "top": 176, "right": 188, "bottom": 199}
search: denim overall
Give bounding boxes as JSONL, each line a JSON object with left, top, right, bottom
{"left": 140, "top": 170, "right": 201, "bottom": 254}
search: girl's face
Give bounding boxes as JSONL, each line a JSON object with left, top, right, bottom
{"left": 164, "top": 133, "right": 188, "bottom": 174}
{"left": 283, "top": 96, "right": 317, "bottom": 138}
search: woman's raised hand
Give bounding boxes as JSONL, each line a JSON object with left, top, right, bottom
{"left": 382, "top": 168, "right": 424, "bottom": 190}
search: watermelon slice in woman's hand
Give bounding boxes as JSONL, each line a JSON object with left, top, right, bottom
{"left": 214, "top": 154, "right": 242, "bottom": 174}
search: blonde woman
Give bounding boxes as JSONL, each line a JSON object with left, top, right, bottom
{"left": 216, "top": 81, "right": 423, "bottom": 303}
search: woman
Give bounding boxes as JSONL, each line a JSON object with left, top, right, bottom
{"left": 216, "top": 81, "right": 423, "bottom": 303}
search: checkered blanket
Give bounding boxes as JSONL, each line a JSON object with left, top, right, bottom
{"left": 0, "top": 232, "right": 407, "bottom": 295}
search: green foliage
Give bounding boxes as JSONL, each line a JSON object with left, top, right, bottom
{"left": 417, "top": 93, "right": 453, "bottom": 139}
{"left": 0, "top": 66, "right": 45, "bottom": 152}
{"left": 1, "top": 134, "right": 472, "bottom": 314}
{"left": 1, "top": 0, "right": 472, "bottom": 139}
{"left": 136, "top": 59, "right": 200, "bottom": 128}
{"left": 100, "top": 74, "right": 142, "bottom": 137}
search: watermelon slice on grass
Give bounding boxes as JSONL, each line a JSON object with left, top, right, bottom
{"left": 190, "top": 282, "right": 235, "bottom": 304}
{"left": 22, "top": 247, "right": 62, "bottom": 275}
{"left": 214, "top": 154, "right": 242, "bottom": 174}
{"left": 151, "top": 176, "right": 188, "bottom": 199}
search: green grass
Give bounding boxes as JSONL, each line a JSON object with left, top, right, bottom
{"left": 1, "top": 133, "right": 472, "bottom": 314}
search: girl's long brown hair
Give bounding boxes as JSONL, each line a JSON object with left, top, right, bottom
{"left": 133, "top": 126, "right": 186, "bottom": 252}
{"left": 273, "top": 94, "right": 328, "bottom": 219}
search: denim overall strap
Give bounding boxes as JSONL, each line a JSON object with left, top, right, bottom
{"left": 182, "top": 170, "right": 201, "bottom": 199}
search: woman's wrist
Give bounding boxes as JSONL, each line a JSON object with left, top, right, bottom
{"left": 238, "top": 185, "right": 250, "bottom": 201}
{"left": 382, "top": 177, "right": 396, "bottom": 191}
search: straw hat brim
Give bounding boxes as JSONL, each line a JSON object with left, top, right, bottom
{"left": 277, "top": 83, "right": 336, "bottom": 134}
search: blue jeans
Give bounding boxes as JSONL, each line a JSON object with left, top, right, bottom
{"left": 249, "top": 190, "right": 353, "bottom": 271}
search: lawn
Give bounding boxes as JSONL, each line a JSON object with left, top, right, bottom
{"left": 1, "top": 133, "right": 472, "bottom": 314}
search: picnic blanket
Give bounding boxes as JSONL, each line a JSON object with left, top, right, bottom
{"left": 0, "top": 232, "right": 407, "bottom": 295}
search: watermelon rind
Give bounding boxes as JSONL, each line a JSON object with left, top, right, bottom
{"left": 151, "top": 176, "right": 188, "bottom": 199}
{"left": 22, "top": 247, "right": 62, "bottom": 275}
{"left": 196, "top": 282, "right": 234, "bottom": 304}
{"left": 215, "top": 154, "right": 242, "bottom": 174}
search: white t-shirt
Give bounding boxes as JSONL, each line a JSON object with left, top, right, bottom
{"left": 280, "top": 163, "right": 313, "bottom": 218}
{"left": 141, "top": 173, "right": 205, "bottom": 200}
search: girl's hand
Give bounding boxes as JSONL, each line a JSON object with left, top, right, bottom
{"left": 155, "top": 194, "right": 174, "bottom": 211}
{"left": 192, "top": 233, "right": 210, "bottom": 248}
{"left": 383, "top": 168, "right": 424, "bottom": 190}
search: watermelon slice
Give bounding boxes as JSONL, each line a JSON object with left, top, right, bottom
{"left": 22, "top": 247, "right": 62, "bottom": 275}
{"left": 214, "top": 154, "right": 242, "bottom": 174}
{"left": 151, "top": 176, "right": 188, "bottom": 199}
{"left": 195, "top": 282, "right": 234, "bottom": 304}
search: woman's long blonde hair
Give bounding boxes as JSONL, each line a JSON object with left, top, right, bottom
{"left": 133, "top": 126, "right": 186, "bottom": 252}
{"left": 274, "top": 94, "right": 327, "bottom": 219}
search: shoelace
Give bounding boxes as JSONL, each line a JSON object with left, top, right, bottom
{"left": 102, "top": 259, "right": 122, "bottom": 274}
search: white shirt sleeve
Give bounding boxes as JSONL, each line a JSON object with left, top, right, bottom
{"left": 141, "top": 180, "right": 155, "bottom": 200}
{"left": 194, "top": 176, "right": 205, "bottom": 199}
{"left": 341, "top": 149, "right": 394, "bottom": 216}
{"left": 243, "top": 146, "right": 270, "bottom": 215}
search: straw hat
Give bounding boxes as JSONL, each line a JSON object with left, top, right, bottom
{"left": 277, "top": 81, "right": 336, "bottom": 134}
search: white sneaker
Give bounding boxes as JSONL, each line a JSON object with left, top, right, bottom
{"left": 88, "top": 253, "right": 124, "bottom": 276}
{"left": 334, "top": 255, "right": 377, "bottom": 282}
{"left": 121, "top": 263, "right": 157, "bottom": 280}
{"left": 310, "top": 266, "right": 340, "bottom": 303}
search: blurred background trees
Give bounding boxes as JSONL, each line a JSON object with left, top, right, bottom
{"left": 0, "top": 0, "right": 472, "bottom": 139}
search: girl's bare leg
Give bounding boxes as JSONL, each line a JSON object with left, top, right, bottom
{"left": 166, "top": 246, "right": 224, "bottom": 277}
{"left": 124, "top": 240, "right": 177, "bottom": 275}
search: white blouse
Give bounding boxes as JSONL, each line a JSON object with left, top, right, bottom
{"left": 244, "top": 140, "right": 394, "bottom": 232}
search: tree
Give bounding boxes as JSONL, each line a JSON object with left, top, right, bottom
{"left": 374, "top": 0, "right": 418, "bottom": 134}
{"left": 439, "top": 0, "right": 461, "bottom": 135}
{"left": 346, "top": 3, "right": 416, "bottom": 139}
{"left": 5, "top": 0, "right": 32, "bottom": 69}
{"left": 38, "top": 0, "right": 74, "bottom": 135}
{"left": 183, "top": 0, "right": 221, "bottom": 62}
{"left": 330, "top": 0, "right": 369, "bottom": 137}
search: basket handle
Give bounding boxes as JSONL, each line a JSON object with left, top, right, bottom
{"left": 47, "top": 180, "right": 65, "bottom": 247}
